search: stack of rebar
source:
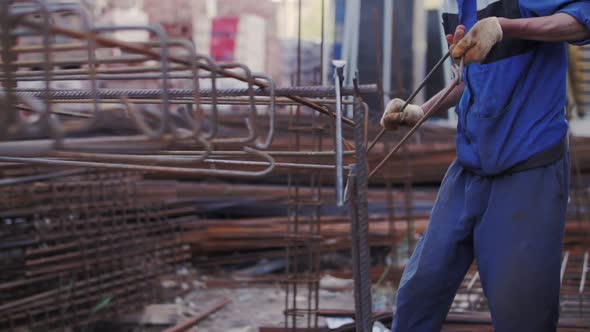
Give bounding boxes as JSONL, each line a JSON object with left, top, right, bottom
{"left": 0, "top": 166, "right": 191, "bottom": 331}
{"left": 0, "top": 2, "right": 377, "bottom": 331}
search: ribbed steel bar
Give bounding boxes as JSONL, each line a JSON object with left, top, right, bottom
{"left": 350, "top": 91, "right": 373, "bottom": 332}
{"left": 25, "top": 97, "right": 358, "bottom": 106}
{"left": 9, "top": 85, "right": 377, "bottom": 99}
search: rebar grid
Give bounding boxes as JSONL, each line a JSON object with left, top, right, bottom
{"left": 0, "top": 166, "right": 190, "bottom": 331}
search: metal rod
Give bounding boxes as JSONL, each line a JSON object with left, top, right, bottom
{"left": 350, "top": 86, "right": 373, "bottom": 332}
{"left": 580, "top": 251, "right": 588, "bottom": 294}
{"left": 561, "top": 251, "right": 570, "bottom": 285}
{"left": 0, "top": 147, "right": 275, "bottom": 177}
{"left": 9, "top": 85, "right": 378, "bottom": 99}
{"left": 333, "top": 61, "right": 346, "bottom": 207}
{"left": 366, "top": 51, "right": 451, "bottom": 153}
{"left": 368, "top": 60, "right": 462, "bottom": 179}
{"left": 161, "top": 298, "right": 231, "bottom": 332}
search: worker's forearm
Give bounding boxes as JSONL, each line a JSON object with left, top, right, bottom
{"left": 422, "top": 82, "right": 465, "bottom": 114}
{"left": 499, "top": 13, "right": 590, "bottom": 43}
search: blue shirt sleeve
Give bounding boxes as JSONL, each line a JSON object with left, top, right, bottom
{"left": 519, "top": 0, "right": 590, "bottom": 45}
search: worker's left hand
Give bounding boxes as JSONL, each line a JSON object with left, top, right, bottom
{"left": 380, "top": 98, "right": 424, "bottom": 130}
{"left": 451, "top": 17, "right": 503, "bottom": 64}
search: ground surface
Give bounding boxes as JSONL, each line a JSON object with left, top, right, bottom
{"left": 114, "top": 283, "right": 362, "bottom": 332}
{"left": 186, "top": 286, "right": 356, "bottom": 332}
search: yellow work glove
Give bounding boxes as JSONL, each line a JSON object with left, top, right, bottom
{"left": 451, "top": 17, "right": 503, "bottom": 64}
{"left": 380, "top": 98, "right": 424, "bottom": 130}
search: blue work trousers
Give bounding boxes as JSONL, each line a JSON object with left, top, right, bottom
{"left": 392, "top": 156, "right": 570, "bottom": 332}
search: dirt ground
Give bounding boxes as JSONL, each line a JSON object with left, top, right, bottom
{"left": 108, "top": 271, "right": 396, "bottom": 332}
{"left": 186, "top": 286, "right": 356, "bottom": 332}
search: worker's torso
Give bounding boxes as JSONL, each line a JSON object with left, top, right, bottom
{"left": 442, "top": 0, "right": 569, "bottom": 176}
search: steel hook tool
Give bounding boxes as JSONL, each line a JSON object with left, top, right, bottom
{"left": 368, "top": 58, "right": 464, "bottom": 179}
{"left": 333, "top": 60, "right": 346, "bottom": 207}
{"left": 367, "top": 51, "right": 452, "bottom": 153}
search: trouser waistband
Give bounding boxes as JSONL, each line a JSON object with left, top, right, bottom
{"left": 504, "top": 137, "right": 568, "bottom": 175}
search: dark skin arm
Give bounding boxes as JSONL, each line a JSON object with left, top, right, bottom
{"left": 439, "top": 13, "right": 590, "bottom": 111}
{"left": 499, "top": 13, "right": 590, "bottom": 43}
{"left": 385, "top": 13, "right": 590, "bottom": 127}
{"left": 453, "top": 13, "right": 590, "bottom": 63}
{"left": 422, "top": 81, "right": 465, "bottom": 114}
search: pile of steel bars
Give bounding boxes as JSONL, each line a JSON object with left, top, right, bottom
{"left": 0, "top": 1, "right": 373, "bottom": 180}
{"left": 0, "top": 166, "right": 191, "bottom": 331}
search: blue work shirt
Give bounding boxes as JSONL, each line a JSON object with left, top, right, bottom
{"left": 441, "top": 0, "right": 590, "bottom": 176}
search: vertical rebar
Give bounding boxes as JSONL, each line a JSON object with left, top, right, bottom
{"left": 0, "top": 1, "right": 17, "bottom": 139}
{"left": 373, "top": 7, "right": 385, "bottom": 116}
{"left": 333, "top": 61, "right": 346, "bottom": 207}
{"left": 403, "top": 150, "right": 415, "bottom": 255}
{"left": 349, "top": 93, "right": 373, "bottom": 332}
{"left": 320, "top": 0, "right": 325, "bottom": 86}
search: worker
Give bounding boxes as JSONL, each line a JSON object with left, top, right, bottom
{"left": 380, "top": 1, "right": 590, "bottom": 331}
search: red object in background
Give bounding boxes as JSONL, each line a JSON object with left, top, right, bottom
{"left": 210, "top": 17, "right": 239, "bottom": 62}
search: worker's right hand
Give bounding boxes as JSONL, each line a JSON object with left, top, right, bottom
{"left": 446, "top": 25, "right": 466, "bottom": 63}
{"left": 451, "top": 18, "right": 503, "bottom": 64}
{"left": 380, "top": 98, "right": 424, "bottom": 130}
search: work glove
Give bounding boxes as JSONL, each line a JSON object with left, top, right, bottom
{"left": 451, "top": 17, "right": 503, "bottom": 64}
{"left": 380, "top": 98, "right": 424, "bottom": 130}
